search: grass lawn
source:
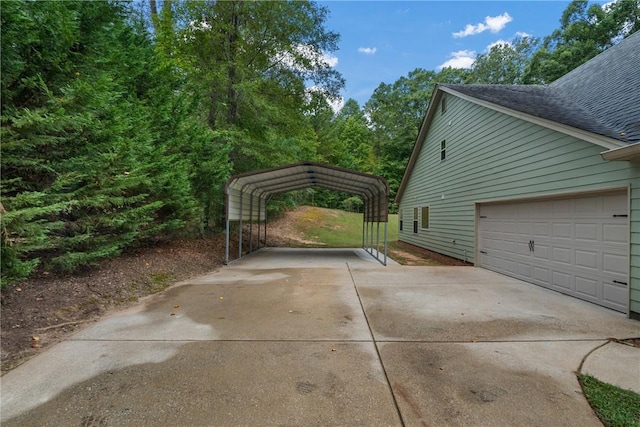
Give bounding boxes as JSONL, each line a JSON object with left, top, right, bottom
{"left": 578, "top": 374, "right": 640, "bottom": 427}
{"left": 293, "top": 206, "right": 397, "bottom": 247}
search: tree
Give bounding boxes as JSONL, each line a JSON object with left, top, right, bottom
{"left": 167, "top": 0, "right": 344, "bottom": 173}
{"left": 468, "top": 36, "right": 540, "bottom": 84}
{"left": 1, "top": 1, "right": 215, "bottom": 284}
{"left": 524, "top": 0, "right": 640, "bottom": 83}
{"left": 364, "top": 68, "right": 469, "bottom": 203}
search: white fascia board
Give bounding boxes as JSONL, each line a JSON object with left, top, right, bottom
{"left": 600, "top": 143, "right": 640, "bottom": 161}
{"left": 441, "top": 87, "right": 626, "bottom": 151}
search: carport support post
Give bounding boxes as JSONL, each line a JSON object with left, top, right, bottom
{"left": 370, "top": 212, "right": 374, "bottom": 255}
{"left": 249, "top": 194, "right": 254, "bottom": 254}
{"left": 265, "top": 195, "right": 271, "bottom": 246}
{"left": 238, "top": 189, "right": 243, "bottom": 259}
{"left": 376, "top": 194, "right": 381, "bottom": 258}
{"left": 225, "top": 217, "right": 230, "bottom": 265}
{"left": 256, "top": 200, "right": 261, "bottom": 250}
{"left": 383, "top": 222, "right": 388, "bottom": 265}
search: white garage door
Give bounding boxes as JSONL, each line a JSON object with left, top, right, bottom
{"left": 478, "top": 191, "right": 629, "bottom": 313}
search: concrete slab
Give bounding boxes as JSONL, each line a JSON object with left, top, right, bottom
{"left": 357, "top": 269, "right": 639, "bottom": 341}
{"left": 379, "top": 341, "right": 603, "bottom": 427}
{"left": 581, "top": 341, "right": 640, "bottom": 393}
{"left": 1, "top": 249, "right": 638, "bottom": 426}
{"left": 73, "top": 278, "right": 371, "bottom": 341}
{"left": 350, "top": 265, "right": 522, "bottom": 286}
{"left": 3, "top": 342, "right": 401, "bottom": 427}
{"left": 233, "top": 247, "right": 394, "bottom": 269}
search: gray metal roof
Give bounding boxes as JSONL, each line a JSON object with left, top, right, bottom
{"left": 225, "top": 162, "right": 389, "bottom": 222}
{"left": 441, "top": 30, "right": 640, "bottom": 144}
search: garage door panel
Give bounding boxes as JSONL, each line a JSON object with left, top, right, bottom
{"left": 533, "top": 267, "right": 549, "bottom": 282}
{"left": 517, "top": 262, "right": 532, "bottom": 278}
{"left": 603, "top": 253, "right": 627, "bottom": 275}
{"left": 552, "top": 271, "right": 572, "bottom": 290}
{"left": 552, "top": 199, "right": 572, "bottom": 214}
{"left": 532, "top": 243, "right": 549, "bottom": 260}
{"left": 478, "top": 191, "right": 628, "bottom": 313}
{"left": 575, "top": 250, "right": 598, "bottom": 269}
{"left": 533, "top": 222, "right": 551, "bottom": 236}
{"left": 552, "top": 223, "right": 572, "bottom": 238}
{"left": 516, "top": 242, "right": 531, "bottom": 255}
{"left": 604, "top": 223, "right": 627, "bottom": 243}
{"left": 575, "top": 223, "right": 598, "bottom": 241}
{"left": 518, "top": 222, "right": 532, "bottom": 235}
{"left": 603, "top": 283, "right": 627, "bottom": 311}
{"left": 575, "top": 196, "right": 601, "bottom": 213}
{"left": 552, "top": 246, "right": 572, "bottom": 265}
{"left": 575, "top": 276, "right": 599, "bottom": 299}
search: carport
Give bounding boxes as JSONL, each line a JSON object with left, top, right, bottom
{"left": 224, "top": 161, "right": 390, "bottom": 265}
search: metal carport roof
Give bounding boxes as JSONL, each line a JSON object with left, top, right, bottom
{"left": 224, "top": 161, "right": 390, "bottom": 265}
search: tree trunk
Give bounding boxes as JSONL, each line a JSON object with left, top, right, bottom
{"left": 226, "top": 1, "right": 239, "bottom": 126}
{"left": 149, "top": 0, "right": 158, "bottom": 32}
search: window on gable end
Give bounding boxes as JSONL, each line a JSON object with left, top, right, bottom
{"left": 441, "top": 95, "right": 446, "bottom": 114}
{"left": 440, "top": 140, "right": 446, "bottom": 161}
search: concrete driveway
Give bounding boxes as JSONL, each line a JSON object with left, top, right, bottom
{"left": 1, "top": 248, "right": 638, "bottom": 426}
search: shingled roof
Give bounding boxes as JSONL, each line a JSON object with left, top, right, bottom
{"left": 441, "top": 30, "right": 640, "bottom": 144}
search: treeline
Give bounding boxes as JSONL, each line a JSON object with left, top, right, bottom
{"left": 1, "top": 0, "right": 638, "bottom": 285}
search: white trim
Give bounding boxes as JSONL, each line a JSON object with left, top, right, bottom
{"left": 473, "top": 186, "right": 629, "bottom": 206}
{"left": 601, "top": 144, "right": 640, "bottom": 161}
{"left": 441, "top": 86, "right": 625, "bottom": 151}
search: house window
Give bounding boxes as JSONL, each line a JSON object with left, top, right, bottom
{"left": 421, "top": 206, "right": 430, "bottom": 230}
{"left": 399, "top": 208, "right": 403, "bottom": 231}
{"left": 440, "top": 140, "right": 446, "bottom": 161}
{"left": 441, "top": 95, "right": 446, "bottom": 114}
{"left": 413, "top": 207, "right": 418, "bottom": 233}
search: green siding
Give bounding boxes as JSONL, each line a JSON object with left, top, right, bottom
{"left": 399, "top": 94, "right": 640, "bottom": 316}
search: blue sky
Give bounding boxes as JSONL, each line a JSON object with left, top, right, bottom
{"left": 318, "top": 1, "right": 576, "bottom": 107}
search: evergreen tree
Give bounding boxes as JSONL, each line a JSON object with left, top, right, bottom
{"left": 1, "top": 1, "right": 217, "bottom": 284}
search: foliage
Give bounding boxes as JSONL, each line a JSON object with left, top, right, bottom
{"left": 1, "top": 1, "right": 220, "bottom": 284}
{"left": 524, "top": 0, "right": 640, "bottom": 83}
{"left": 2, "top": 0, "right": 638, "bottom": 286}
{"left": 364, "top": 67, "right": 469, "bottom": 203}
{"left": 164, "top": 0, "right": 344, "bottom": 174}
{"left": 578, "top": 374, "right": 640, "bottom": 427}
{"left": 468, "top": 36, "right": 540, "bottom": 84}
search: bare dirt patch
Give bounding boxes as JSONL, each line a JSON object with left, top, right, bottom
{"left": 1, "top": 237, "right": 225, "bottom": 373}
{"left": 1, "top": 208, "right": 466, "bottom": 373}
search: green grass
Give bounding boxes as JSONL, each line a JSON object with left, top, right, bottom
{"left": 578, "top": 374, "right": 640, "bottom": 427}
{"left": 294, "top": 207, "right": 398, "bottom": 247}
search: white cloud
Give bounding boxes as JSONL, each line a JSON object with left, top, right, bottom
{"left": 453, "top": 12, "right": 512, "bottom": 38}
{"left": 515, "top": 31, "right": 531, "bottom": 39}
{"left": 358, "top": 47, "right": 377, "bottom": 55}
{"left": 438, "top": 50, "right": 476, "bottom": 69}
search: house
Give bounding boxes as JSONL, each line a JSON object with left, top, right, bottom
{"left": 395, "top": 31, "right": 640, "bottom": 318}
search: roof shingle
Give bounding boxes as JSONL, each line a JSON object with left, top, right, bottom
{"left": 442, "top": 31, "right": 640, "bottom": 144}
